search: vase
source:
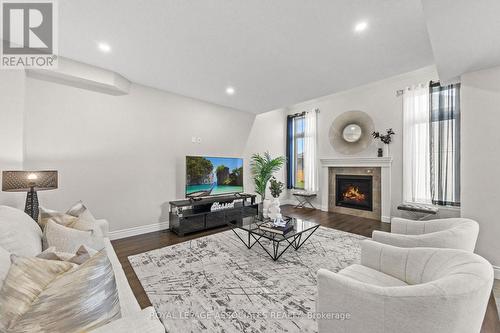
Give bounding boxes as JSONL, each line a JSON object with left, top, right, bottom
{"left": 262, "top": 199, "right": 271, "bottom": 218}
{"left": 268, "top": 198, "right": 281, "bottom": 220}
{"left": 383, "top": 144, "right": 390, "bottom": 157}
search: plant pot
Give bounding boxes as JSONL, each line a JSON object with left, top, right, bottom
{"left": 262, "top": 199, "right": 271, "bottom": 218}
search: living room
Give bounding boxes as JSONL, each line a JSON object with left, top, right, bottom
{"left": 0, "top": 1, "right": 499, "bottom": 332}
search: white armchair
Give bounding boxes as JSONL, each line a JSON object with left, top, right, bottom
{"left": 317, "top": 240, "right": 493, "bottom": 333}
{"left": 372, "top": 217, "right": 479, "bottom": 252}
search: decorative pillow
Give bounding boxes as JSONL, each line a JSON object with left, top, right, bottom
{"left": 38, "top": 206, "right": 78, "bottom": 230}
{"left": 66, "top": 201, "right": 96, "bottom": 222}
{"left": 0, "top": 256, "right": 75, "bottom": 330}
{"left": 0, "top": 205, "right": 42, "bottom": 257}
{"left": 42, "top": 220, "right": 105, "bottom": 253}
{"left": 41, "top": 202, "right": 104, "bottom": 237}
{"left": 37, "top": 245, "right": 98, "bottom": 265}
{"left": 66, "top": 201, "right": 101, "bottom": 232}
{"left": 8, "top": 251, "right": 121, "bottom": 333}
{"left": 35, "top": 246, "right": 63, "bottom": 261}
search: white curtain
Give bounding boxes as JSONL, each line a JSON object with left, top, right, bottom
{"left": 403, "top": 84, "right": 432, "bottom": 204}
{"left": 303, "top": 109, "right": 318, "bottom": 192}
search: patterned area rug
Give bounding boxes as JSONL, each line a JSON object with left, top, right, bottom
{"left": 128, "top": 227, "right": 366, "bottom": 333}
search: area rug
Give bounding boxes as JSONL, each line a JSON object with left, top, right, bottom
{"left": 128, "top": 227, "right": 366, "bottom": 332}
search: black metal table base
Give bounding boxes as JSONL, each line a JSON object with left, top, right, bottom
{"left": 230, "top": 225, "right": 320, "bottom": 261}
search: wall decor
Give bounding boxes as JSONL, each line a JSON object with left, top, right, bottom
{"left": 342, "top": 124, "right": 363, "bottom": 142}
{"left": 329, "top": 111, "right": 375, "bottom": 155}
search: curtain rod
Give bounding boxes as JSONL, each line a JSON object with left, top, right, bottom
{"left": 395, "top": 81, "right": 439, "bottom": 97}
{"left": 288, "top": 108, "right": 320, "bottom": 117}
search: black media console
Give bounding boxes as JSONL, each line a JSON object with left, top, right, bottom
{"left": 169, "top": 193, "right": 258, "bottom": 236}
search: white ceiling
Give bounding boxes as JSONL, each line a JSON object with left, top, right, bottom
{"left": 421, "top": 0, "right": 500, "bottom": 83}
{"left": 57, "top": 1, "right": 500, "bottom": 113}
{"left": 58, "top": 0, "right": 434, "bottom": 113}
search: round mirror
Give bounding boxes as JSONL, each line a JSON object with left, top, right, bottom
{"left": 342, "top": 124, "right": 362, "bottom": 143}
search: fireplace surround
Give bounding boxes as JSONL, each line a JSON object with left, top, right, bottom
{"left": 320, "top": 157, "right": 392, "bottom": 222}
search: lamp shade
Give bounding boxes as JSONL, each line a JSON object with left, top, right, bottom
{"left": 2, "top": 171, "right": 58, "bottom": 192}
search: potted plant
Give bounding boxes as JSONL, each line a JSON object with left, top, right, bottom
{"left": 250, "top": 152, "right": 285, "bottom": 218}
{"left": 269, "top": 177, "right": 284, "bottom": 199}
{"left": 268, "top": 177, "right": 285, "bottom": 222}
{"left": 372, "top": 128, "right": 395, "bottom": 157}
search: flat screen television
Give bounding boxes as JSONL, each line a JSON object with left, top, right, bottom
{"left": 186, "top": 156, "right": 243, "bottom": 197}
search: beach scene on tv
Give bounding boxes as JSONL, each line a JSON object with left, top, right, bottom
{"left": 186, "top": 156, "right": 243, "bottom": 197}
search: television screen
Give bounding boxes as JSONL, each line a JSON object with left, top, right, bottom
{"left": 186, "top": 156, "right": 243, "bottom": 197}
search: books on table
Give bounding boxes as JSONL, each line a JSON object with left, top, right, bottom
{"left": 258, "top": 222, "right": 293, "bottom": 235}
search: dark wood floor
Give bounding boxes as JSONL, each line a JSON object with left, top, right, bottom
{"left": 112, "top": 205, "right": 500, "bottom": 333}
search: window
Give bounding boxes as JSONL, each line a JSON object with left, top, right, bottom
{"left": 403, "top": 82, "right": 460, "bottom": 207}
{"left": 429, "top": 82, "right": 461, "bottom": 206}
{"left": 287, "top": 113, "right": 305, "bottom": 189}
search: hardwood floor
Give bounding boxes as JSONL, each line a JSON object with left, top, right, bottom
{"left": 112, "top": 205, "right": 499, "bottom": 332}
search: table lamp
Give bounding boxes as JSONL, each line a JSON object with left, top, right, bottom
{"left": 2, "top": 170, "right": 58, "bottom": 220}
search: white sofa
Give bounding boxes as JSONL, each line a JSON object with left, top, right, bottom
{"left": 372, "top": 217, "right": 479, "bottom": 252}
{"left": 0, "top": 205, "right": 164, "bottom": 333}
{"left": 317, "top": 240, "right": 493, "bottom": 333}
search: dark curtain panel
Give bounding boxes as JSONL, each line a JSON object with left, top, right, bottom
{"left": 429, "top": 82, "right": 461, "bottom": 206}
{"left": 286, "top": 115, "right": 294, "bottom": 189}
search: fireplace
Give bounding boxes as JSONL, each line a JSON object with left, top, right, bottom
{"left": 335, "top": 174, "right": 373, "bottom": 211}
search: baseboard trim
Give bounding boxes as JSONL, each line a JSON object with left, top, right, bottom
{"left": 493, "top": 265, "right": 500, "bottom": 280}
{"left": 108, "top": 221, "right": 169, "bottom": 240}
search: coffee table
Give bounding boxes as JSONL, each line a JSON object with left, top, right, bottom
{"left": 227, "top": 216, "right": 320, "bottom": 261}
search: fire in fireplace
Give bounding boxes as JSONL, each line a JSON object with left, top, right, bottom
{"left": 335, "top": 174, "right": 373, "bottom": 211}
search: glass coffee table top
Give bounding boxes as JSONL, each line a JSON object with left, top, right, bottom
{"left": 231, "top": 216, "right": 319, "bottom": 241}
{"left": 227, "top": 216, "right": 320, "bottom": 260}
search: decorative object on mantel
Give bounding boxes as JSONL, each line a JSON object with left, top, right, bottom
{"left": 2, "top": 170, "right": 58, "bottom": 220}
{"left": 372, "top": 128, "right": 395, "bottom": 157}
{"left": 250, "top": 152, "right": 285, "bottom": 218}
{"left": 268, "top": 177, "right": 284, "bottom": 223}
{"left": 329, "top": 111, "right": 375, "bottom": 155}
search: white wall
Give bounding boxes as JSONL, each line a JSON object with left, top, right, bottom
{"left": 23, "top": 77, "right": 255, "bottom": 232}
{"left": 284, "top": 66, "right": 450, "bottom": 217}
{"left": 0, "top": 70, "right": 26, "bottom": 208}
{"left": 243, "top": 108, "right": 287, "bottom": 200}
{"left": 461, "top": 66, "right": 500, "bottom": 268}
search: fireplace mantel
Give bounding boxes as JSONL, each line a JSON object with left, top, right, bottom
{"left": 319, "top": 157, "right": 392, "bottom": 223}
{"left": 320, "top": 157, "right": 392, "bottom": 168}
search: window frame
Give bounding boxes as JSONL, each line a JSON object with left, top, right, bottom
{"left": 286, "top": 113, "right": 306, "bottom": 190}
{"left": 403, "top": 81, "right": 461, "bottom": 208}
{"left": 429, "top": 81, "right": 461, "bottom": 207}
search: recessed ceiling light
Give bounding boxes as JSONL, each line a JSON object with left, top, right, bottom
{"left": 354, "top": 21, "right": 368, "bottom": 33}
{"left": 98, "top": 42, "right": 111, "bottom": 53}
{"left": 225, "top": 86, "right": 235, "bottom": 95}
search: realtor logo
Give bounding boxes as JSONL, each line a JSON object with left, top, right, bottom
{"left": 1, "top": 0, "right": 57, "bottom": 68}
